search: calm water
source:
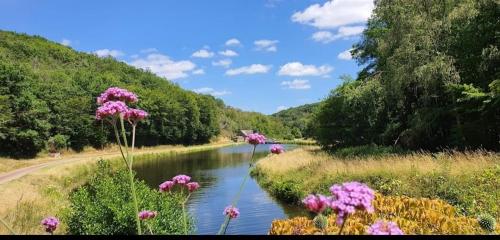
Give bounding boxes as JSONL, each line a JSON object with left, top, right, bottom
{"left": 133, "top": 144, "right": 305, "bottom": 235}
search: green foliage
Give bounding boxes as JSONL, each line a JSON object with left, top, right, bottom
{"left": 478, "top": 213, "right": 496, "bottom": 232}
{"left": 47, "top": 134, "right": 68, "bottom": 152}
{"left": 66, "top": 160, "right": 192, "bottom": 235}
{"left": 331, "top": 144, "right": 405, "bottom": 158}
{"left": 272, "top": 103, "right": 319, "bottom": 138}
{"left": 312, "top": 0, "right": 499, "bottom": 151}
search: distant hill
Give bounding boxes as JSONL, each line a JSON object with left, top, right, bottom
{"left": 272, "top": 103, "right": 320, "bottom": 138}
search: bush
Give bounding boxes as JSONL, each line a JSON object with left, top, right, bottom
{"left": 47, "top": 134, "right": 68, "bottom": 153}
{"left": 66, "top": 160, "right": 192, "bottom": 235}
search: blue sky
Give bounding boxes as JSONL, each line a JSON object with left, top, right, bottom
{"left": 0, "top": 0, "right": 374, "bottom": 114}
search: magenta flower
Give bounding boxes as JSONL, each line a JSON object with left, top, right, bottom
{"left": 329, "top": 182, "right": 375, "bottom": 226}
{"left": 138, "top": 210, "right": 157, "bottom": 220}
{"left": 159, "top": 180, "right": 175, "bottom": 192}
{"left": 245, "top": 133, "right": 266, "bottom": 145}
{"left": 41, "top": 216, "right": 59, "bottom": 234}
{"left": 367, "top": 221, "right": 404, "bottom": 235}
{"left": 270, "top": 144, "right": 285, "bottom": 154}
{"left": 97, "top": 87, "right": 138, "bottom": 105}
{"left": 223, "top": 205, "right": 240, "bottom": 219}
{"left": 125, "top": 108, "right": 148, "bottom": 124}
{"left": 302, "top": 194, "right": 330, "bottom": 214}
{"left": 172, "top": 174, "right": 191, "bottom": 185}
{"left": 186, "top": 182, "right": 200, "bottom": 192}
{"left": 95, "top": 101, "right": 129, "bottom": 120}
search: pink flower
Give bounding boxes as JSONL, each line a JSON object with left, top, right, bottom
{"left": 97, "top": 87, "right": 138, "bottom": 105}
{"left": 186, "top": 182, "right": 200, "bottom": 192}
{"left": 367, "top": 221, "right": 404, "bottom": 235}
{"left": 172, "top": 174, "right": 191, "bottom": 185}
{"left": 223, "top": 205, "right": 240, "bottom": 219}
{"left": 245, "top": 133, "right": 266, "bottom": 145}
{"left": 329, "top": 182, "right": 375, "bottom": 226}
{"left": 302, "top": 194, "right": 330, "bottom": 214}
{"left": 159, "top": 180, "right": 175, "bottom": 192}
{"left": 270, "top": 144, "right": 285, "bottom": 154}
{"left": 125, "top": 108, "right": 148, "bottom": 124}
{"left": 138, "top": 210, "right": 157, "bottom": 220}
{"left": 95, "top": 101, "right": 129, "bottom": 120}
{"left": 41, "top": 216, "right": 59, "bottom": 234}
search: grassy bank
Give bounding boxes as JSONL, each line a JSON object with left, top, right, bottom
{"left": 252, "top": 146, "right": 500, "bottom": 219}
{"left": 0, "top": 142, "right": 240, "bottom": 234}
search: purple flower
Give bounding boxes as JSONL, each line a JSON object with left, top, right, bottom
{"left": 270, "top": 144, "right": 285, "bottom": 154}
{"left": 302, "top": 194, "right": 330, "bottom": 214}
{"left": 159, "top": 180, "right": 175, "bottom": 192}
{"left": 138, "top": 210, "right": 157, "bottom": 220}
{"left": 125, "top": 108, "right": 148, "bottom": 124}
{"left": 95, "top": 101, "right": 129, "bottom": 120}
{"left": 186, "top": 182, "right": 200, "bottom": 192}
{"left": 329, "top": 182, "right": 375, "bottom": 226}
{"left": 41, "top": 216, "right": 59, "bottom": 234}
{"left": 367, "top": 221, "right": 404, "bottom": 235}
{"left": 172, "top": 174, "right": 191, "bottom": 185}
{"left": 245, "top": 133, "right": 266, "bottom": 145}
{"left": 97, "top": 87, "right": 138, "bottom": 105}
{"left": 223, "top": 205, "right": 240, "bottom": 219}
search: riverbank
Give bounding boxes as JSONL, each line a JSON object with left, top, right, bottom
{"left": 0, "top": 141, "right": 240, "bottom": 234}
{"left": 252, "top": 147, "right": 500, "bottom": 220}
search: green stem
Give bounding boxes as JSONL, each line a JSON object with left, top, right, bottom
{"left": 0, "top": 218, "right": 16, "bottom": 235}
{"left": 182, "top": 193, "right": 191, "bottom": 235}
{"left": 217, "top": 145, "right": 257, "bottom": 235}
{"left": 112, "top": 122, "right": 129, "bottom": 168}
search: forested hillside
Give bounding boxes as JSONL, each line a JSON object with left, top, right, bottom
{"left": 311, "top": 0, "right": 499, "bottom": 151}
{"left": 272, "top": 103, "right": 319, "bottom": 138}
{"left": 0, "top": 31, "right": 291, "bottom": 158}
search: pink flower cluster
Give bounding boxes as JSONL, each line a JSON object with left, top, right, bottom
{"left": 270, "top": 144, "right": 285, "bottom": 154}
{"left": 159, "top": 175, "right": 200, "bottom": 193}
{"left": 41, "top": 216, "right": 59, "bottom": 234}
{"left": 125, "top": 108, "right": 148, "bottom": 123}
{"left": 223, "top": 205, "right": 240, "bottom": 219}
{"left": 302, "top": 194, "right": 329, "bottom": 214}
{"left": 246, "top": 133, "right": 266, "bottom": 145}
{"left": 367, "top": 221, "right": 404, "bottom": 235}
{"left": 95, "top": 101, "right": 128, "bottom": 120}
{"left": 329, "top": 182, "right": 375, "bottom": 225}
{"left": 97, "top": 87, "right": 138, "bottom": 105}
{"left": 138, "top": 210, "right": 157, "bottom": 220}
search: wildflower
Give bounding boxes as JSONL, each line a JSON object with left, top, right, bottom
{"left": 159, "top": 180, "right": 175, "bottom": 192}
{"left": 223, "top": 205, "right": 240, "bottom": 219}
{"left": 329, "top": 182, "right": 375, "bottom": 226}
{"left": 270, "top": 144, "right": 285, "bottom": 154}
{"left": 172, "top": 174, "right": 191, "bottom": 185}
{"left": 302, "top": 194, "right": 330, "bottom": 214}
{"left": 97, "top": 87, "right": 138, "bottom": 105}
{"left": 138, "top": 210, "right": 157, "bottom": 220}
{"left": 246, "top": 133, "right": 266, "bottom": 145}
{"left": 41, "top": 216, "right": 59, "bottom": 234}
{"left": 186, "top": 182, "right": 200, "bottom": 192}
{"left": 95, "top": 101, "right": 129, "bottom": 120}
{"left": 125, "top": 108, "right": 148, "bottom": 124}
{"left": 367, "top": 221, "right": 404, "bottom": 235}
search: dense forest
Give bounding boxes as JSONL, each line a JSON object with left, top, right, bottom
{"left": 272, "top": 103, "right": 319, "bottom": 139}
{"left": 311, "top": 0, "right": 499, "bottom": 151}
{"left": 0, "top": 31, "right": 292, "bottom": 158}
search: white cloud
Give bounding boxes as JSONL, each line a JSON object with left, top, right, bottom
{"left": 312, "top": 26, "right": 364, "bottom": 43}
{"left": 226, "top": 64, "right": 271, "bottom": 76}
{"left": 61, "top": 39, "right": 71, "bottom": 46}
{"left": 281, "top": 79, "right": 311, "bottom": 90}
{"left": 192, "top": 49, "right": 215, "bottom": 58}
{"left": 212, "top": 59, "right": 232, "bottom": 68}
{"left": 278, "top": 62, "right": 333, "bottom": 77}
{"left": 218, "top": 49, "right": 238, "bottom": 57}
{"left": 276, "top": 105, "right": 288, "bottom": 111}
{"left": 225, "top": 38, "right": 241, "bottom": 46}
{"left": 254, "top": 40, "right": 279, "bottom": 52}
{"left": 129, "top": 53, "right": 196, "bottom": 80}
{"left": 94, "top": 49, "right": 125, "bottom": 58}
{"left": 140, "top": 48, "right": 158, "bottom": 54}
{"left": 192, "top": 69, "right": 205, "bottom": 75}
{"left": 193, "top": 87, "right": 231, "bottom": 97}
{"left": 337, "top": 49, "right": 353, "bottom": 60}
{"left": 291, "top": 0, "right": 374, "bottom": 29}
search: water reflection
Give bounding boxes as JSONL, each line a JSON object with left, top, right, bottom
{"left": 133, "top": 144, "right": 306, "bottom": 234}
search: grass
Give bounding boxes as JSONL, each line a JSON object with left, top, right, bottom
{"left": 253, "top": 146, "right": 500, "bottom": 219}
{"left": 0, "top": 141, "right": 241, "bottom": 234}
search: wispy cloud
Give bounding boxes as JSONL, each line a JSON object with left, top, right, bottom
{"left": 337, "top": 49, "right": 353, "bottom": 60}
{"left": 212, "top": 59, "right": 232, "bottom": 68}
{"left": 192, "top": 49, "right": 215, "bottom": 58}
{"left": 94, "top": 49, "right": 125, "bottom": 58}
{"left": 225, "top": 38, "right": 241, "bottom": 47}
{"left": 61, "top": 39, "right": 71, "bottom": 46}
{"left": 254, "top": 40, "right": 279, "bottom": 52}
{"left": 276, "top": 105, "right": 288, "bottom": 111}
{"left": 192, "top": 69, "right": 205, "bottom": 75}
{"left": 312, "top": 26, "right": 365, "bottom": 43}
{"left": 129, "top": 53, "right": 196, "bottom": 80}
{"left": 226, "top": 64, "right": 271, "bottom": 76}
{"left": 281, "top": 79, "right": 311, "bottom": 90}
{"left": 278, "top": 62, "right": 332, "bottom": 77}
{"left": 218, "top": 50, "right": 238, "bottom": 57}
{"left": 193, "top": 87, "right": 231, "bottom": 96}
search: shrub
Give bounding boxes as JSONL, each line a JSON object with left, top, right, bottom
{"left": 66, "top": 160, "right": 192, "bottom": 235}
{"left": 47, "top": 134, "right": 68, "bottom": 153}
